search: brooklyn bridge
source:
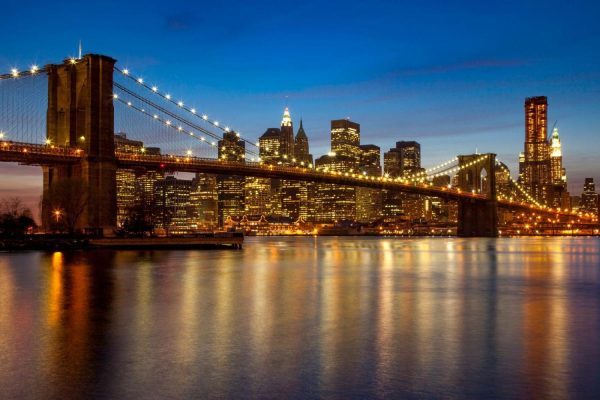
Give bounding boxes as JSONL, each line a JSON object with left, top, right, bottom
{"left": 0, "top": 54, "right": 594, "bottom": 237}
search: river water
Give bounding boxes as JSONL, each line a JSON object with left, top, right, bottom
{"left": 1, "top": 237, "right": 599, "bottom": 399}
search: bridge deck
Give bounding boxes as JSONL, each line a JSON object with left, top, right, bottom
{"left": 0, "top": 141, "right": 588, "bottom": 221}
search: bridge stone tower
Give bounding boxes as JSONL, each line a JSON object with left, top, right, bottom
{"left": 456, "top": 153, "right": 498, "bottom": 237}
{"left": 42, "top": 54, "right": 117, "bottom": 234}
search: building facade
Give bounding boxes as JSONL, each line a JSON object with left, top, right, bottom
{"left": 217, "top": 131, "right": 246, "bottom": 226}
{"left": 331, "top": 119, "right": 361, "bottom": 162}
{"left": 382, "top": 141, "right": 424, "bottom": 222}
{"left": 114, "top": 133, "right": 163, "bottom": 228}
{"left": 154, "top": 176, "right": 193, "bottom": 233}
{"left": 521, "top": 96, "right": 551, "bottom": 205}
{"left": 581, "top": 178, "right": 599, "bottom": 217}
{"left": 357, "top": 144, "right": 382, "bottom": 223}
{"left": 313, "top": 154, "right": 357, "bottom": 222}
{"left": 191, "top": 173, "right": 218, "bottom": 230}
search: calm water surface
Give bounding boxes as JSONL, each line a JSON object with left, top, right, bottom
{"left": 1, "top": 237, "right": 600, "bottom": 399}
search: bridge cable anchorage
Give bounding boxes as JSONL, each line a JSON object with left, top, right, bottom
{"left": 113, "top": 66, "right": 260, "bottom": 150}
{"left": 495, "top": 159, "right": 542, "bottom": 208}
{"left": 113, "top": 93, "right": 261, "bottom": 162}
{"left": 112, "top": 85, "right": 259, "bottom": 158}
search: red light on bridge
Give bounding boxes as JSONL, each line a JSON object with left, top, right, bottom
{"left": 160, "top": 163, "right": 165, "bottom": 168}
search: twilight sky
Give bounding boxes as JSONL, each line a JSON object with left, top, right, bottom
{"left": 1, "top": 0, "right": 600, "bottom": 214}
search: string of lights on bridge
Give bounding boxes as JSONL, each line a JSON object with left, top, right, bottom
{"left": 112, "top": 78, "right": 260, "bottom": 158}
{"left": 112, "top": 93, "right": 265, "bottom": 161}
{"left": 114, "top": 66, "right": 260, "bottom": 149}
{"left": 0, "top": 65, "right": 46, "bottom": 81}
{"left": 403, "top": 157, "right": 459, "bottom": 182}
{"left": 1, "top": 64, "right": 582, "bottom": 218}
{"left": 495, "top": 160, "right": 542, "bottom": 207}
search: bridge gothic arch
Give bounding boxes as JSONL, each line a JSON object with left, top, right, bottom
{"left": 456, "top": 153, "right": 498, "bottom": 237}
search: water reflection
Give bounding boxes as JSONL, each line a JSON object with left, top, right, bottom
{"left": 0, "top": 237, "right": 599, "bottom": 399}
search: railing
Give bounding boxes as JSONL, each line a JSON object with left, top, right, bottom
{"left": 0, "top": 142, "right": 591, "bottom": 220}
{"left": 116, "top": 151, "right": 490, "bottom": 201}
{"left": 0, "top": 140, "right": 83, "bottom": 163}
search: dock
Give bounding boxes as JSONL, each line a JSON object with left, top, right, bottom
{"left": 90, "top": 235, "right": 243, "bottom": 250}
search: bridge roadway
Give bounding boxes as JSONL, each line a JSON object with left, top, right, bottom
{"left": 0, "top": 141, "right": 589, "bottom": 221}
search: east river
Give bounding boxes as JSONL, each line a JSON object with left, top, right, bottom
{"left": 1, "top": 237, "right": 599, "bottom": 399}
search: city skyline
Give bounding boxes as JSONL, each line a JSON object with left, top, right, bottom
{"left": 1, "top": 0, "right": 600, "bottom": 213}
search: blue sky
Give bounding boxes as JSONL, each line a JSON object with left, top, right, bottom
{"left": 1, "top": 0, "right": 600, "bottom": 212}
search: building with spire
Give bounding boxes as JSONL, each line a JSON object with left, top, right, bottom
{"left": 280, "top": 109, "right": 311, "bottom": 220}
{"left": 549, "top": 127, "right": 569, "bottom": 208}
{"left": 550, "top": 127, "right": 566, "bottom": 185}
{"left": 294, "top": 120, "right": 313, "bottom": 165}
{"left": 279, "top": 107, "right": 295, "bottom": 159}
{"left": 292, "top": 119, "right": 314, "bottom": 220}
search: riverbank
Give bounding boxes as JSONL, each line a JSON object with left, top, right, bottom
{"left": 0, "top": 234, "right": 243, "bottom": 251}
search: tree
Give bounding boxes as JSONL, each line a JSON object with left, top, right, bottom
{"left": 0, "top": 197, "right": 36, "bottom": 236}
{"left": 121, "top": 200, "right": 155, "bottom": 236}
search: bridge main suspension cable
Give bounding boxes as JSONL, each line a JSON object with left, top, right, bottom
{"left": 0, "top": 65, "right": 46, "bottom": 81}
{"left": 114, "top": 66, "right": 260, "bottom": 150}
{"left": 113, "top": 83, "right": 259, "bottom": 159}
{"left": 495, "top": 159, "right": 541, "bottom": 207}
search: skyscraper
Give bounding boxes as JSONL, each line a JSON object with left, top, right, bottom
{"left": 280, "top": 110, "right": 312, "bottom": 220}
{"left": 549, "top": 127, "right": 569, "bottom": 208}
{"left": 313, "top": 154, "right": 357, "bottom": 222}
{"left": 293, "top": 119, "right": 313, "bottom": 220}
{"left": 382, "top": 141, "right": 424, "bottom": 221}
{"left": 244, "top": 176, "right": 271, "bottom": 216}
{"left": 191, "top": 174, "right": 218, "bottom": 230}
{"left": 581, "top": 178, "right": 599, "bottom": 217}
{"left": 522, "top": 96, "right": 551, "bottom": 205}
{"left": 114, "top": 133, "right": 163, "bottom": 228}
{"left": 154, "top": 176, "right": 193, "bottom": 234}
{"left": 331, "top": 119, "right": 361, "bottom": 163}
{"left": 244, "top": 127, "right": 281, "bottom": 217}
{"left": 357, "top": 144, "right": 382, "bottom": 223}
{"left": 309, "top": 119, "right": 362, "bottom": 223}
{"left": 395, "top": 141, "right": 422, "bottom": 175}
{"left": 258, "top": 128, "right": 282, "bottom": 163}
{"left": 294, "top": 120, "right": 313, "bottom": 165}
{"left": 279, "top": 107, "right": 295, "bottom": 159}
{"left": 217, "top": 131, "right": 245, "bottom": 226}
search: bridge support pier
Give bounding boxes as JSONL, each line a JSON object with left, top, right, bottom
{"left": 42, "top": 54, "right": 117, "bottom": 235}
{"left": 457, "top": 199, "right": 498, "bottom": 237}
{"left": 456, "top": 153, "right": 498, "bottom": 237}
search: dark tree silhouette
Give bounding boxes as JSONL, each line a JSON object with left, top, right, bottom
{"left": 0, "top": 197, "right": 36, "bottom": 236}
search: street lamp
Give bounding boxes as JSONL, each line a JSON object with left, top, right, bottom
{"left": 54, "top": 209, "right": 62, "bottom": 223}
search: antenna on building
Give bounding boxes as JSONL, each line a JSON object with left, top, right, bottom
{"left": 78, "top": 40, "right": 82, "bottom": 59}
{"left": 549, "top": 120, "right": 558, "bottom": 141}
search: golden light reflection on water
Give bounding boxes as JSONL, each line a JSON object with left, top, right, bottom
{"left": 47, "top": 252, "right": 63, "bottom": 326}
{"left": 0, "top": 237, "right": 599, "bottom": 399}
